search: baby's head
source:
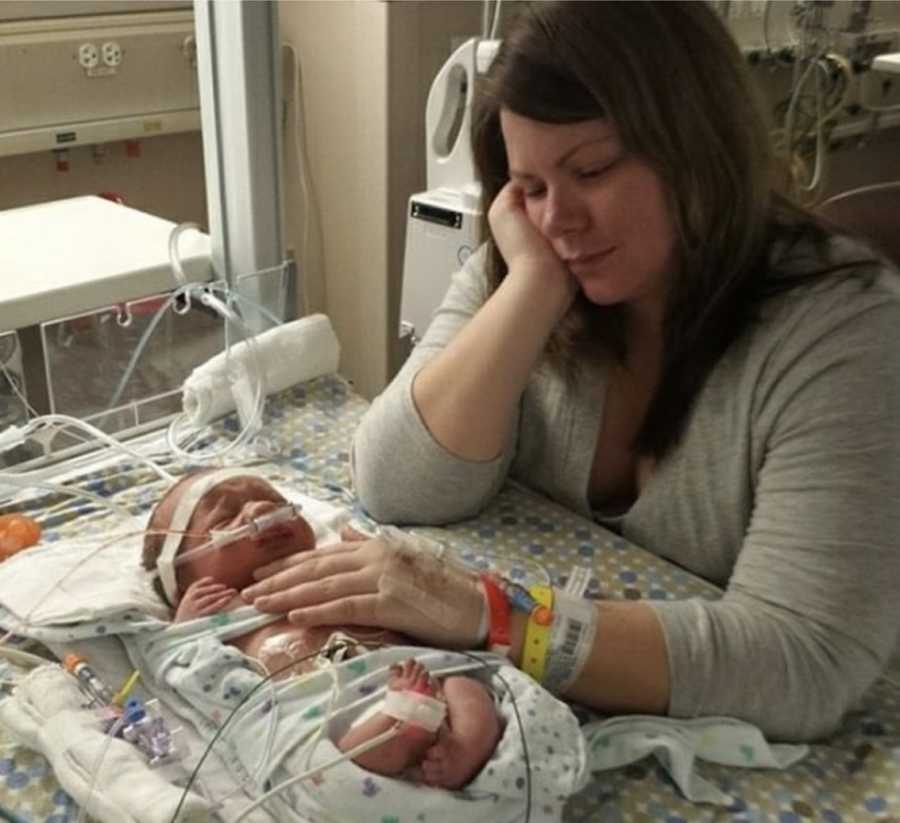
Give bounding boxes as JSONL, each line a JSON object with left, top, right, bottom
{"left": 142, "top": 469, "right": 315, "bottom": 606}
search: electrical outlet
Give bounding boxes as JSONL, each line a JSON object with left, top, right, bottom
{"left": 78, "top": 43, "right": 99, "bottom": 69}
{"left": 101, "top": 41, "right": 122, "bottom": 67}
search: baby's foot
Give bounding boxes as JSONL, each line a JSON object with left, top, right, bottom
{"left": 388, "top": 658, "right": 437, "bottom": 696}
{"left": 420, "top": 729, "right": 482, "bottom": 790}
{"left": 386, "top": 659, "right": 441, "bottom": 751}
{"left": 337, "top": 659, "right": 442, "bottom": 776}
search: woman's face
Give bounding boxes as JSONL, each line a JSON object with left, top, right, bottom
{"left": 499, "top": 109, "right": 679, "bottom": 315}
{"left": 158, "top": 475, "right": 316, "bottom": 594}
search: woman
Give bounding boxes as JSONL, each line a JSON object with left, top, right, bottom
{"left": 245, "top": 1, "right": 900, "bottom": 741}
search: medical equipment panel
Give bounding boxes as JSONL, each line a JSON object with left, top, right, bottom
{"left": 0, "top": 9, "right": 199, "bottom": 157}
{"left": 399, "top": 38, "right": 498, "bottom": 347}
{"left": 400, "top": 188, "right": 481, "bottom": 345}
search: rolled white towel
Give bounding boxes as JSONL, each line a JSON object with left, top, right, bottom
{"left": 182, "top": 313, "right": 340, "bottom": 427}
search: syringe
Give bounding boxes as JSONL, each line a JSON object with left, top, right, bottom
{"left": 63, "top": 653, "right": 114, "bottom": 708}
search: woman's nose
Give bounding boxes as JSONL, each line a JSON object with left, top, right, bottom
{"left": 541, "top": 187, "right": 587, "bottom": 238}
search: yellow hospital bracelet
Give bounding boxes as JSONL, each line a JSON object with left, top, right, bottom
{"left": 522, "top": 585, "right": 554, "bottom": 683}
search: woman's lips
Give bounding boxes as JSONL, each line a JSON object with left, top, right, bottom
{"left": 566, "top": 247, "right": 616, "bottom": 272}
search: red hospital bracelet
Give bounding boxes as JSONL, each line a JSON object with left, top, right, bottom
{"left": 480, "top": 573, "right": 512, "bottom": 657}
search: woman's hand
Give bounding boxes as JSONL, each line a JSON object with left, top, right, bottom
{"left": 241, "top": 530, "right": 486, "bottom": 650}
{"left": 489, "top": 181, "right": 572, "bottom": 286}
{"left": 174, "top": 577, "right": 237, "bottom": 622}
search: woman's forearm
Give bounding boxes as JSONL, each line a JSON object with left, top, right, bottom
{"left": 509, "top": 600, "right": 670, "bottom": 714}
{"left": 413, "top": 261, "right": 574, "bottom": 462}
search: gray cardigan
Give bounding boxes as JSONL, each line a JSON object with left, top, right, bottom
{"left": 352, "top": 240, "right": 900, "bottom": 740}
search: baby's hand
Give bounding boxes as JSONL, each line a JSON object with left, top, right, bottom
{"left": 174, "top": 577, "right": 237, "bottom": 622}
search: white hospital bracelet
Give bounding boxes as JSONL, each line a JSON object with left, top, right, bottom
{"left": 542, "top": 590, "right": 599, "bottom": 694}
{"left": 382, "top": 690, "right": 447, "bottom": 733}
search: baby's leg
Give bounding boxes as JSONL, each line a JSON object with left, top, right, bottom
{"left": 420, "top": 676, "right": 501, "bottom": 790}
{"left": 337, "top": 659, "right": 438, "bottom": 776}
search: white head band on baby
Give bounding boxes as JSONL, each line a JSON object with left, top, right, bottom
{"left": 155, "top": 467, "right": 264, "bottom": 606}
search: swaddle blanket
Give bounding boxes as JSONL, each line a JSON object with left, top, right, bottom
{"left": 129, "top": 628, "right": 588, "bottom": 823}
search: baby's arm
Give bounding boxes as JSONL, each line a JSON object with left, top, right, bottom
{"left": 174, "top": 577, "right": 236, "bottom": 622}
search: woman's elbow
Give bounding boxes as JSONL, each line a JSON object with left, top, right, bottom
{"left": 757, "top": 645, "right": 884, "bottom": 742}
{"left": 351, "top": 452, "right": 479, "bottom": 526}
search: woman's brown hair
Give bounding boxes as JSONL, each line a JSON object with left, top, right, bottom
{"left": 472, "top": 1, "right": 873, "bottom": 458}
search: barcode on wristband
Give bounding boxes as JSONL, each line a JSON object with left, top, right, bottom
{"left": 561, "top": 616, "right": 583, "bottom": 657}
{"left": 542, "top": 592, "right": 597, "bottom": 694}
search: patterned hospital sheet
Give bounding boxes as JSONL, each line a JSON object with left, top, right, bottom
{"left": 0, "top": 373, "right": 897, "bottom": 823}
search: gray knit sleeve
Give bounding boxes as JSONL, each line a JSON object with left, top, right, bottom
{"left": 352, "top": 249, "right": 517, "bottom": 524}
{"left": 651, "top": 272, "right": 900, "bottom": 741}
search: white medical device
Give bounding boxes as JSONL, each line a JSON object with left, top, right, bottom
{"left": 399, "top": 38, "right": 500, "bottom": 347}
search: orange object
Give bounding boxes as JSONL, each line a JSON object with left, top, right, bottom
{"left": 533, "top": 605, "right": 553, "bottom": 627}
{"left": 0, "top": 514, "right": 41, "bottom": 561}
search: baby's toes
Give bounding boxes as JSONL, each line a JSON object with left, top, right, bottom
{"left": 413, "top": 667, "right": 432, "bottom": 694}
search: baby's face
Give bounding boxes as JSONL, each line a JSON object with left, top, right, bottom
{"left": 166, "top": 475, "right": 316, "bottom": 594}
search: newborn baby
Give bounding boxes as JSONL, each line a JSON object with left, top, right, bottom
{"left": 141, "top": 468, "right": 501, "bottom": 788}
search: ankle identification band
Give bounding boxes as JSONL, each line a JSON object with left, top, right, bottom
{"left": 382, "top": 690, "right": 447, "bottom": 733}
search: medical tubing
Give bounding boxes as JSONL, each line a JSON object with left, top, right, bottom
{"left": 0, "top": 472, "right": 140, "bottom": 525}
{"left": 232, "top": 726, "right": 402, "bottom": 823}
{"left": 164, "top": 288, "right": 269, "bottom": 464}
{"left": 173, "top": 504, "right": 300, "bottom": 568}
{"left": 102, "top": 280, "right": 278, "bottom": 433}
{"left": 22, "top": 414, "right": 174, "bottom": 484}
{"left": 168, "top": 223, "right": 203, "bottom": 288}
{"left": 488, "top": 0, "right": 503, "bottom": 39}
{"left": 100, "top": 287, "right": 184, "bottom": 424}
{"left": 172, "top": 644, "right": 531, "bottom": 823}
{"left": 102, "top": 217, "right": 209, "bottom": 419}
{"left": 0, "top": 358, "right": 39, "bottom": 420}
{"left": 239, "top": 649, "right": 532, "bottom": 823}
{"left": 799, "top": 60, "right": 827, "bottom": 194}
{"left": 168, "top": 644, "right": 337, "bottom": 823}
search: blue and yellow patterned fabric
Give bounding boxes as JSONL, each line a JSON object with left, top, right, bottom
{"left": 0, "top": 373, "right": 897, "bottom": 822}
